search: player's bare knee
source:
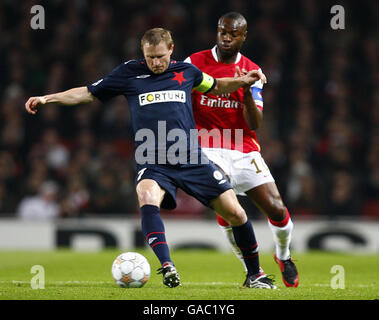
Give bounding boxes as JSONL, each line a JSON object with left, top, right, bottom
{"left": 136, "top": 185, "right": 159, "bottom": 206}
{"left": 227, "top": 208, "right": 247, "bottom": 226}
{"left": 137, "top": 190, "right": 152, "bottom": 205}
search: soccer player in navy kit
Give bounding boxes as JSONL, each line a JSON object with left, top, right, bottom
{"left": 25, "top": 28, "right": 273, "bottom": 289}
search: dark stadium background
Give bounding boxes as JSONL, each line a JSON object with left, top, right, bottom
{"left": 0, "top": 0, "right": 377, "bottom": 221}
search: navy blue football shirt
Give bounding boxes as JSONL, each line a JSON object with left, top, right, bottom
{"left": 87, "top": 59, "right": 216, "bottom": 166}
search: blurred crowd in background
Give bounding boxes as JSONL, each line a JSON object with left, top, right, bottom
{"left": 0, "top": 0, "right": 377, "bottom": 220}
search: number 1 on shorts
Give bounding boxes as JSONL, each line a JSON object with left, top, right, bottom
{"left": 137, "top": 168, "right": 147, "bottom": 181}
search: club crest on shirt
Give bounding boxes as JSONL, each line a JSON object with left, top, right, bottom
{"left": 213, "top": 170, "right": 223, "bottom": 180}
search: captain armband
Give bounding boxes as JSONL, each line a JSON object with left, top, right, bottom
{"left": 193, "top": 72, "right": 216, "bottom": 94}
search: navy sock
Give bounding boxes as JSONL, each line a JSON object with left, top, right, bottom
{"left": 141, "top": 204, "right": 172, "bottom": 267}
{"left": 232, "top": 220, "right": 261, "bottom": 276}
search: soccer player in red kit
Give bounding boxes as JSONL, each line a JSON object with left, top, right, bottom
{"left": 185, "top": 12, "right": 299, "bottom": 287}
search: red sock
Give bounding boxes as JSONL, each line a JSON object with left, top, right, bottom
{"left": 268, "top": 208, "right": 290, "bottom": 228}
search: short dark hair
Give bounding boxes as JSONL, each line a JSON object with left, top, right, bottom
{"left": 218, "top": 12, "right": 247, "bottom": 26}
{"left": 141, "top": 28, "right": 174, "bottom": 50}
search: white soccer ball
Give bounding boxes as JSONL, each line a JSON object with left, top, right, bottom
{"left": 111, "top": 252, "right": 151, "bottom": 288}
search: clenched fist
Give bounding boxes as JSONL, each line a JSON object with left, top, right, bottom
{"left": 25, "top": 96, "right": 47, "bottom": 115}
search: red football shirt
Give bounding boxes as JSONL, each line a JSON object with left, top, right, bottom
{"left": 186, "top": 47, "right": 264, "bottom": 153}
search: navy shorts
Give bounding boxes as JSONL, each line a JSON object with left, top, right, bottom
{"left": 135, "top": 163, "right": 232, "bottom": 210}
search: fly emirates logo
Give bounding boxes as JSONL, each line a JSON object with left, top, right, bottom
{"left": 199, "top": 93, "right": 242, "bottom": 109}
{"left": 139, "top": 90, "right": 186, "bottom": 106}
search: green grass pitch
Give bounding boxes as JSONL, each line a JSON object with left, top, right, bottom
{"left": 0, "top": 249, "right": 378, "bottom": 300}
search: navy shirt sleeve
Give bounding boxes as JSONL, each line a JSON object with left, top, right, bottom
{"left": 191, "top": 64, "right": 216, "bottom": 94}
{"left": 87, "top": 63, "right": 129, "bottom": 102}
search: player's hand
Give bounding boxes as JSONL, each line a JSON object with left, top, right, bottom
{"left": 236, "top": 66, "right": 252, "bottom": 93}
{"left": 236, "top": 66, "right": 267, "bottom": 86}
{"left": 25, "top": 96, "right": 47, "bottom": 115}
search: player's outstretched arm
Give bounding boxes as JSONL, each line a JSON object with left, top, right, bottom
{"left": 25, "top": 86, "right": 95, "bottom": 115}
{"left": 210, "top": 69, "right": 267, "bottom": 96}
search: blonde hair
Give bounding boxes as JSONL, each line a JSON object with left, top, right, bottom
{"left": 141, "top": 28, "right": 174, "bottom": 50}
